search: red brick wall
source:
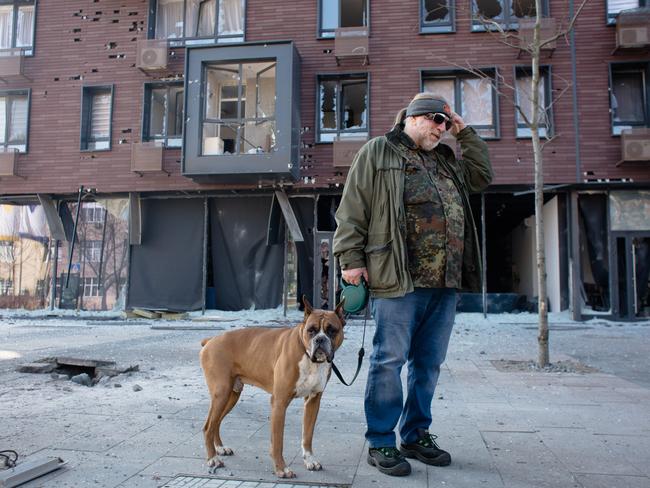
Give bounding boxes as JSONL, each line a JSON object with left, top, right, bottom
{"left": 0, "top": 0, "right": 647, "bottom": 197}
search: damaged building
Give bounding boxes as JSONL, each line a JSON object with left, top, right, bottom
{"left": 0, "top": 0, "right": 648, "bottom": 320}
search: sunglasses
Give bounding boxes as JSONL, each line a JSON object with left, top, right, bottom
{"left": 422, "top": 112, "right": 452, "bottom": 130}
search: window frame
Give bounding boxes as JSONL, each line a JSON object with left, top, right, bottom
{"left": 514, "top": 65, "right": 553, "bottom": 139}
{"left": 471, "top": 0, "right": 549, "bottom": 32}
{"left": 420, "top": 67, "right": 500, "bottom": 140}
{"left": 83, "top": 240, "right": 102, "bottom": 263}
{"left": 0, "top": 240, "right": 14, "bottom": 262}
{"left": 80, "top": 85, "right": 114, "bottom": 152}
{"left": 420, "top": 0, "right": 455, "bottom": 34}
{"left": 0, "top": 88, "right": 30, "bottom": 153}
{"left": 316, "top": 72, "right": 370, "bottom": 143}
{"left": 81, "top": 202, "right": 105, "bottom": 224}
{"left": 82, "top": 277, "right": 100, "bottom": 297}
{"left": 0, "top": 277, "right": 13, "bottom": 295}
{"left": 606, "top": 0, "right": 647, "bottom": 25}
{"left": 317, "top": 0, "right": 370, "bottom": 39}
{"left": 148, "top": 0, "right": 246, "bottom": 46}
{"left": 609, "top": 61, "right": 650, "bottom": 136}
{"left": 142, "top": 81, "right": 184, "bottom": 148}
{"left": 0, "top": 0, "right": 37, "bottom": 56}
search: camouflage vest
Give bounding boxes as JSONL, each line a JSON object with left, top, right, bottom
{"left": 402, "top": 143, "right": 465, "bottom": 289}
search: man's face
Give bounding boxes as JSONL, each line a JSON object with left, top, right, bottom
{"left": 408, "top": 113, "right": 449, "bottom": 151}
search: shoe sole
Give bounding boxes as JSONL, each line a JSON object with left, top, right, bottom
{"left": 367, "top": 454, "right": 411, "bottom": 476}
{"left": 399, "top": 447, "right": 451, "bottom": 466}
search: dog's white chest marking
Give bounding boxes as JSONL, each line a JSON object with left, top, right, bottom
{"left": 295, "top": 355, "right": 331, "bottom": 398}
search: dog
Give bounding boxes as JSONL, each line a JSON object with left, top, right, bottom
{"left": 199, "top": 296, "right": 345, "bottom": 478}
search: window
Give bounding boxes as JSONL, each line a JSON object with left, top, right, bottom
{"left": 154, "top": 0, "right": 244, "bottom": 44}
{"left": 0, "top": 278, "right": 13, "bottom": 295}
{"left": 421, "top": 0, "right": 454, "bottom": 33}
{"left": 610, "top": 63, "right": 649, "bottom": 135}
{"left": 0, "top": 240, "right": 14, "bottom": 262}
{"left": 318, "top": 74, "right": 368, "bottom": 142}
{"left": 82, "top": 277, "right": 100, "bottom": 297}
{"left": 81, "top": 202, "right": 105, "bottom": 224}
{"left": 81, "top": 86, "right": 113, "bottom": 151}
{"left": 471, "top": 0, "right": 546, "bottom": 31}
{"left": 144, "top": 82, "right": 184, "bottom": 147}
{"left": 202, "top": 61, "right": 277, "bottom": 155}
{"left": 515, "top": 67, "right": 552, "bottom": 138}
{"left": 319, "top": 0, "right": 368, "bottom": 38}
{"left": 423, "top": 70, "right": 498, "bottom": 138}
{"left": 0, "top": 1, "right": 35, "bottom": 55}
{"left": 607, "top": 1, "right": 647, "bottom": 24}
{"left": 0, "top": 90, "right": 28, "bottom": 153}
{"left": 83, "top": 241, "right": 102, "bottom": 263}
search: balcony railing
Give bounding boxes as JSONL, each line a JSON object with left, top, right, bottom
{"left": 615, "top": 8, "right": 650, "bottom": 50}
{"left": 618, "top": 127, "right": 650, "bottom": 165}
{"left": 518, "top": 18, "right": 557, "bottom": 57}
{"left": 136, "top": 39, "right": 168, "bottom": 71}
{"left": 0, "top": 149, "right": 17, "bottom": 177}
{"left": 131, "top": 142, "right": 165, "bottom": 175}
{"left": 0, "top": 48, "right": 27, "bottom": 80}
{"left": 333, "top": 138, "right": 367, "bottom": 167}
{"left": 334, "top": 27, "right": 369, "bottom": 66}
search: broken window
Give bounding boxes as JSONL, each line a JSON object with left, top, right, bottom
{"left": 81, "top": 86, "right": 113, "bottom": 151}
{"left": 423, "top": 71, "right": 497, "bottom": 139}
{"left": 144, "top": 82, "right": 184, "bottom": 148}
{"left": 0, "top": 90, "right": 29, "bottom": 153}
{"left": 0, "top": 1, "right": 35, "bottom": 54}
{"left": 421, "top": 0, "right": 454, "bottom": 33}
{"left": 515, "top": 67, "right": 552, "bottom": 138}
{"left": 154, "top": 0, "right": 244, "bottom": 43}
{"left": 472, "top": 0, "right": 542, "bottom": 30}
{"left": 610, "top": 63, "right": 648, "bottom": 135}
{"left": 320, "top": 0, "right": 368, "bottom": 38}
{"left": 318, "top": 74, "right": 368, "bottom": 142}
{"left": 202, "top": 61, "right": 277, "bottom": 155}
{"left": 608, "top": 1, "right": 645, "bottom": 23}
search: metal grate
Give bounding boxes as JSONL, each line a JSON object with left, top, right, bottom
{"left": 160, "top": 475, "right": 350, "bottom": 488}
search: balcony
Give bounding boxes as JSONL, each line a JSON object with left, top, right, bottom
{"left": 0, "top": 150, "right": 17, "bottom": 177}
{"left": 0, "top": 48, "right": 27, "bottom": 81}
{"left": 615, "top": 8, "right": 650, "bottom": 51}
{"left": 618, "top": 128, "right": 650, "bottom": 166}
{"left": 333, "top": 138, "right": 367, "bottom": 167}
{"left": 518, "top": 18, "right": 557, "bottom": 57}
{"left": 131, "top": 142, "right": 165, "bottom": 175}
{"left": 136, "top": 39, "right": 168, "bottom": 71}
{"left": 335, "top": 27, "right": 369, "bottom": 66}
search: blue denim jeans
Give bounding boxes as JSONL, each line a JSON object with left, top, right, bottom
{"left": 364, "top": 287, "right": 457, "bottom": 448}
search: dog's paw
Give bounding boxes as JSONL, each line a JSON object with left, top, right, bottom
{"left": 275, "top": 467, "right": 296, "bottom": 478}
{"left": 207, "top": 456, "right": 224, "bottom": 473}
{"left": 216, "top": 446, "right": 233, "bottom": 456}
{"left": 303, "top": 454, "right": 322, "bottom": 471}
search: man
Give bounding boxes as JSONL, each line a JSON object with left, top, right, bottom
{"left": 333, "top": 93, "right": 492, "bottom": 476}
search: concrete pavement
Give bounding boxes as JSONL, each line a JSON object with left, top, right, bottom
{"left": 1, "top": 311, "right": 649, "bottom": 487}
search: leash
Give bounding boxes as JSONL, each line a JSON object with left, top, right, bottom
{"left": 331, "top": 303, "right": 369, "bottom": 386}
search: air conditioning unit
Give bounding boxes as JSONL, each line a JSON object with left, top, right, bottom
{"left": 0, "top": 150, "right": 17, "bottom": 176}
{"left": 136, "top": 39, "right": 168, "bottom": 71}
{"left": 621, "top": 128, "right": 650, "bottom": 162}
{"left": 616, "top": 8, "right": 650, "bottom": 49}
{"left": 131, "top": 142, "right": 164, "bottom": 174}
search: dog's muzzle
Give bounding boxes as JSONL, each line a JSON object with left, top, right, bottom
{"left": 309, "top": 333, "right": 334, "bottom": 363}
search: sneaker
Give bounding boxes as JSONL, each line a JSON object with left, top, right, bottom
{"left": 367, "top": 447, "right": 411, "bottom": 476}
{"left": 400, "top": 429, "right": 451, "bottom": 466}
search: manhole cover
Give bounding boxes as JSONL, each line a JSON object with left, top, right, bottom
{"left": 160, "top": 475, "right": 350, "bottom": 488}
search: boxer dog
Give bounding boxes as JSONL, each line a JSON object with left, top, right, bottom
{"left": 199, "top": 297, "right": 345, "bottom": 478}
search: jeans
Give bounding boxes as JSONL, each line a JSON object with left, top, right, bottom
{"left": 365, "top": 287, "right": 457, "bottom": 448}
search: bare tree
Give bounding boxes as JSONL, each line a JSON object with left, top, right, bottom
{"left": 434, "top": 0, "right": 587, "bottom": 366}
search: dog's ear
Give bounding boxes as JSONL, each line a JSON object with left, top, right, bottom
{"left": 302, "top": 295, "right": 313, "bottom": 319}
{"left": 334, "top": 298, "right": 346, "bottom": 326}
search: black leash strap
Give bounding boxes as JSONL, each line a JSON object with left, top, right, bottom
{"left": 332, "top": 304, "right": 369, "bottom": 386}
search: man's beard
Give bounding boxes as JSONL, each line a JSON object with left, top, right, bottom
{"left": 422, "top": 139, "right": 440, "bottom": 151}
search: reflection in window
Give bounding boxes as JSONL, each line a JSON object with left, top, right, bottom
{"left": 610, "top": 65, "right": 647, "bottom": 135}
{"left": 0, "top": 91, "right": 28, "bottom": 153}
{"left": 472, "top": 0, "right": 539, "bottom": 29}
{"left": 320, "top": 0, "right": 368, "bottom": 37}
{"left": 155, "top": 0, "right": 244, "bottom": 42}
{"left": 202, "top": 61, "right": 277, "bottom": 155}
{"left": 424, "top": 72, "right": 497, "bottom": 138}
{"left": 0, "top": 2, "right": 35, "bottom": 54}
{"left": 145, "top": 83, "right": 184, "bottom": 147}
{"left": 608, "top": 0, "right": 644, "bottom": 23}
{"left": 318, "top": 75, "right": 368, "bottom": 142}
{"left": 515, "top": 68, "right": 552, "bottom": 138}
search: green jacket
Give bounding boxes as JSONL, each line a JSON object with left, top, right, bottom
{"left": 333, "top": 124, "right": 493, "bottom": 298}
